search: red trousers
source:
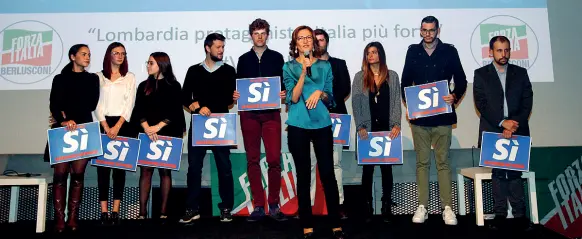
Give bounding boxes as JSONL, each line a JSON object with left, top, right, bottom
{"left": 240, "top": 110, "right": 282, "bottom": 207}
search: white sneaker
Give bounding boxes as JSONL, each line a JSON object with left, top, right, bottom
{"left": 412, "top": 205, "right": 428, "bottom": 223}
{"left": 442, "top": 206, "right": 457, "bottom": 225}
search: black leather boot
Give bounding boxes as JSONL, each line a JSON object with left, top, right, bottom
{"left": 110, "top": 211, "right": 121, "bottom": 225}
{"left": 100, "top": 212, "right": 110, "bottom": 225}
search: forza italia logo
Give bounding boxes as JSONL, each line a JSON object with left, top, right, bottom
{"left": 0, "top": 20, "right": 64, "bottom": 84}
{"left": 470, "top": 15, "right": 539, "bottom": 69}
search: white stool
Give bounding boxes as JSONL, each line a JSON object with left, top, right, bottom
{"left": 0, "top": 174, "right": 51, "bottom": 233}
{"left": 456, "top": 167, "right": 539, "bottom": 226}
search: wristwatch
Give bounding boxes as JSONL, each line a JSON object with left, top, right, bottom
{"left": 320, "top": 92, "right": 328, "bottom": 101}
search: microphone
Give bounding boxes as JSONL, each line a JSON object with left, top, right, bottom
{"left": 304, "top": 51, "right": 312, "bottom": 77}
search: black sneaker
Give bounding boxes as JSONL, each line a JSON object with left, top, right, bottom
{"left": 159, "top": 215, "right": 169, "bottom": 225}
{"left": 137, "top": 215, "right": 146, "bottom": 226}
{"left": 179, "top": 209, "right": 200, "bottom": 224}
{"left": 516, "top": 217, "right": 535, "bottom": 232}
{"left": 333, "top": 230, "right": 346, "bottom": 239}
{"left": 339, "top": 204, "right": 348, "bottom": 220}
{"left": 220, "top": 208, "right": 232, "bottom": 222}
{"left": 268, "top": 206, "right": 288, "bottom": 221}
{"left": 247, "top": 206, "right": 265, "bottom": 222}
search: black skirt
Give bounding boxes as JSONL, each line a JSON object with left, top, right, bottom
{"left": 100, "top": 116, "right": 136, "bottom": 138}
{"left": 43, "top": 123, "right": 60, "bottom": 163}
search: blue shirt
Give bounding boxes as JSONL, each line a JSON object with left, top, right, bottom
{"left": 283, "top": 59, "right": 335, "bottom": 129}
{"left": 494, "top": 63, "right": 509, "bottom": 126}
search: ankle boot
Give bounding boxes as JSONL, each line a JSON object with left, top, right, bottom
{"left": 66, "top": 176, "right": 84, "bottom": 231}
{"left": 110, "top": 212, "right": 121, "bottom": 225}
{"left": 100, "top": 212, "right": 110, "bottom": 225}
{"left": 52, "top": 180, "right": 67, "bottom": 233}
{"left": 381, "top": 200, "right": 393, "bottom": 223}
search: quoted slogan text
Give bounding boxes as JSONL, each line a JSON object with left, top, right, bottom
{"left": 87, "top": 24, "right": 437, "bottom": 43}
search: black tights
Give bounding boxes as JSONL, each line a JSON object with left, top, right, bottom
{"left": 97, "top": 166, "right": 126, "bottom": 201}
{"left": 53, "top": 158, "right": 89, "bottom": 188}
{"left": 139, "top": 166, "right": 172, "bottom": 217}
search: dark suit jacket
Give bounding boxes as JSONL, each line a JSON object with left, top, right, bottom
{"left": 328, "top": 57, "right": 351, "bottom": 114}
{"left": 473, "top": 63, "right": 533, "bottom": 178}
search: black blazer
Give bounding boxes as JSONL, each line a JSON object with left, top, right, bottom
{"left": 328, "top": 57, "right": 351, "bottom": 114}
{"left": 473, "top": 63, "right": 533, "bottom": 146}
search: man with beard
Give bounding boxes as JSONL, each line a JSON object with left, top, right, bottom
{"left": 473, "top": 35, "right": 533, "bottom": 231}
{"left": 308, "top": 29, "right": 351, "bottom": 219}
{"left": 180, "top": 33, "right": 236, "bottom": 224}
{"left": 232, "top": 18, "right": 287, "bottom": 222}
{"left": 401, "top": 16, "right": 467, "bottom": 225}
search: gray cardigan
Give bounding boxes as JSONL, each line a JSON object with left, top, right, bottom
{"left": 351, "top": 69, "right": 402, "bottom": 131}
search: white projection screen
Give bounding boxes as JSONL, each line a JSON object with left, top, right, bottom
{"left": 0, "top": 0, "right": 572, "bottom": 154}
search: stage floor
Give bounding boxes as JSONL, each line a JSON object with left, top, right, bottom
{"left": 0, "top": 215, "right": 568, "bottom": 239}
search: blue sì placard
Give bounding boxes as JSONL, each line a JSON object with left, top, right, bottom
{"left": 137, "top": 133, "right": 184, "bottom": 171}
{"left": 91, "top": 135, "right": 140, "bottom": 171}
{"left": 479, "top": 131, "right": 532, "bottom": 172}
{"left": 192, "top": 113, "right": 237, "bottom": 146}
{"left": 357, "top": 131, "right": 403, "bottom": 165}
{"left": 330, "top": 113, "right": 351, "bottom": 147}
{"left": 47, "top": 122, "right": 103, "bottom": 165}
{"left": 236, "top": 77, "right": 281, "bottom": 111}
{"left": 404, "top": 80, "right": 452, "bottom": 119}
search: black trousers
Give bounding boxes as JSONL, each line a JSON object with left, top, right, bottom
{"left": 362, "top": 165, "right": 393, "bottom": 203}
{"left": 361, "top": 121, "right": 394, "bottom": 203}
{"left": 97, "top": 116, "right": 132, "bottom": 201}
{"left": 288, "top": 125, "right": 340, "bottom": 229}
{"left": 492, "top": 168, "right": 526, "bottom": 218}
{"left": 97, "top": 167, "right": 126, "bottom": 201}
{"left": 185, "top": 128, "right": 234, "bottom": 211}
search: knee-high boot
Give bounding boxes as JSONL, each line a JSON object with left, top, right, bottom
{"left": 66, "top": 174, "right": 84, "bottom": 231}
{"left": 52, "top": 178, "right": 67, "bottom": 233}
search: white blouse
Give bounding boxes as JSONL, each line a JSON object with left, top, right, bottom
{"left": 95, "top": 71, "right": 136, "bottom": 122}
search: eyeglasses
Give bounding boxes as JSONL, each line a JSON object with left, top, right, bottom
{"left": 112, "top": 52, "right": 127, "bottom": 57}
{"left": 421, "top": 29, "right": 437, "bottom": 35}
{"left": 297, "top": 36, "right": 313, "bottom": 42}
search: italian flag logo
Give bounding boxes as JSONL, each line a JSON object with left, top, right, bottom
{"left": 211, "top": 153, "right": 328, "bottom": 217}
{"left": 479, "top": 24, "right": 528, "bottom": 59}
{"left": 1, "top": 29, "right": 53, "bottom": 66}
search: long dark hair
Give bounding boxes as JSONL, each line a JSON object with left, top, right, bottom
{"left": 362, "top": 42, "right": 389, "bottom": 93}
{"left": 144, "top": 52, "right": 178, "bottom": 95}
{"left": 61, "top": 44, "right": 89, "bottom": 74}
{"left": 102, "top": 42, "right": 128, "bottom": 79}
